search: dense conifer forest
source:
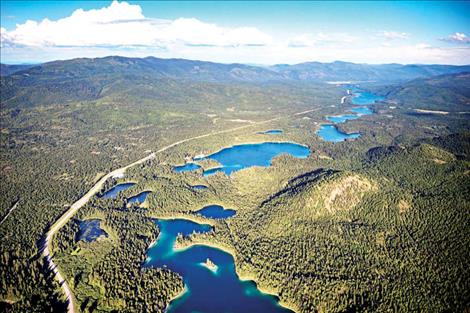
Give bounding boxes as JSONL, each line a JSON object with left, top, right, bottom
{"left": 1, "top": 57, "right": 469, "bottom": 312}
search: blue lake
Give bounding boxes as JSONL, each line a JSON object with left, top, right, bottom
{"left": 78, "top": 219, "right": 108, "bottom": 242}
{"left": 128, "top": 191, "right": 151, "bottom": 204}
{"left": 261, "top": 129, "right": 283, "bottom": 135}
{"left": 351, "top": 89, "right": 384, "bottom": 105}
{"left": 317, "top": 124, "right": 360, "bottom": 142}
{"left": 326, "top": 114, "right": 359, "bottom": 124}
{"left": 351, "top": 106, "right": 373, "bottom": 115}
{"left": 145, "top": 219, "right": 292, "bottom": 313}
{"left": 196, "top": 205, "right": 236, "bottom": 219}
{"left": 101, "top": 182, "right": 135, "bottom": 199}
{"left": 200, "top": 142, "right": 310, "bottom": 176}
{"left": 174, "top": 163, "right": 202, "bottom": 173}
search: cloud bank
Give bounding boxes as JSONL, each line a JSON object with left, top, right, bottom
{"left": 440, "top": 32, "right": 470, "bottom": 44}
{"left": 1, "top": 1, "right": 469, "bottom": 65}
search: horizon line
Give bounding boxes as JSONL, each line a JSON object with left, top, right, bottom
{"left": 2, "top": 55, "right": 470, "bottom": 67}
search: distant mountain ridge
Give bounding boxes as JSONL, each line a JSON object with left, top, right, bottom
{"left": 270, "top": 61, "right": 470, "bottom": 83}
{"left": 1, "top": 56, "right": 470, "bottom": 108}
{"left": 1, "top": 56, "right": 469, "bottom": 82}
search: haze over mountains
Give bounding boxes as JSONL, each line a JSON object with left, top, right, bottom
{"left": 2, "top": 56, "right": 469, "bottom": 82}
{"left": 2, "top": 56, "right": 469, "bottom": 109}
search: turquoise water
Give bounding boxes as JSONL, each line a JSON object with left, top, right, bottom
{"left": 174, "top": 163, "right": 202, "bottom": 173}
{"left": 261, "top": 129, "right": 283, "bottom": 135}
{"left": 200, "top": 142, "right": 310, "bottom": 176}
{"left": 145, "top": 219, "right": 292, "bottom": 313}
{"left": 101, "top": 182, "right": 135, "bottom": 199}
{"left": 351, "top": 106, "right": 373, "bottom": 115}
{"left": 78, "top": 219, "right": 108, "bottom": 242}
{"left": 351, "top": 88, "right": 384, "bottom": 105}
{"left": 128, "top": 191, "right": 151, "bottom": 204}
{"left": 326, "top": 114, "right": 359, "bottom": 124}
{"left": 317, "top": 124, "right": 360, "bottom": 142}
{"left": 196, "top": 205, "right": 236, "bottom": 219}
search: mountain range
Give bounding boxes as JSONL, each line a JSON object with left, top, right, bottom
{"left": 1, "top": 56, "right": 469, "bottom": 108}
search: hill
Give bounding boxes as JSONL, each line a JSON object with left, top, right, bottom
{"left": 270, "top": 61, "right": 470, "bottom": 83}
{"left": 378, "top": 72, "right": 470, "bottom": 112}
{"left": 0, "top": 64, "right": 36, "bottom": 76}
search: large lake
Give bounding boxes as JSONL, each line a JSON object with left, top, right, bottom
{"left": 201, "top": 142, "right": 310, "bottom": 176}
{"left": 145, "top": 218, "right": 292, "bottom": 313}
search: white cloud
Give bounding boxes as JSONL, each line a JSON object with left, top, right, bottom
{"left": 1, "top": 1, "right": 469, "bottom": 65}
{"left": 288, "top": 32, "right": 357, "bottom": 48}
{"left": 1, "top": 1, "right": 271, "bottom": 48}
{"left": 441, "top": 32, "right": 470, "bottom": 44}
{"left": 381, "top": 31, "right": 408, "bottom": 40}
{"left": 288, "top": 34, "right": 316, "bottom": 47}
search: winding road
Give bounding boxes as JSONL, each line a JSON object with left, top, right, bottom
{"left": 42, "top": 110, "right": 318, "bottom": 313}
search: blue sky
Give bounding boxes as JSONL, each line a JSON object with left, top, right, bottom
{"left": 1, "top": 1, "right": 469, "bottom": 64}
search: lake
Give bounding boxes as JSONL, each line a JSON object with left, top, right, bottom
{"left": 351, "top": 88, "right": 384, "bottom": 105}
{"left": 77, "top": 219, "right": 108, "bottom": 242}
{"left": 195, "top": 205, "right": 236, "bottom": 219}
{"left": 100, "top": 182, "right": 135, "bottom": 199}
{"left": 316, "top": 124, "right": 360, "bottom": 142}
{"left": 145, "top": 218, "right": 293, "bottom": 313}
{"left": 200, "top": 142, "right": 310, "bottom": 176}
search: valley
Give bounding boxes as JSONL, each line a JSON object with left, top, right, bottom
{"left": 0, "top": 57, "right": 469, "bottom": 313}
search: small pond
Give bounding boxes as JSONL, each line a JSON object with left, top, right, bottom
{"left": 174, "top": 163, "right": 202, "bottom": 173}
{"left": 101, "top": 182, "right": 136, "bottom": 199}
{"left": 77, "top": 219, "right": 108, "bottom": 242}
{"left": 195, "top": 205, "right": 236, "bottom": 219}
{"left": 128, "top": 191, "right": 151, "bottom": 204}
{"left": 260, "top": 129, "right": 283, "bottom": 135}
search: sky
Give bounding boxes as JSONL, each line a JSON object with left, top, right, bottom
{"left": 1, "top": 1, "right": 469, "bottom": 65}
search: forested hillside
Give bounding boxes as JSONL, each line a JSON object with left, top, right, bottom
{"left": 377, "top": 72, "right": 470, "bottom": 112}
{"left": 2, "top": 57, "right": 470, "bottom": 108}
{"left": 1, "top": 56, "right": 469, "bottom": 312}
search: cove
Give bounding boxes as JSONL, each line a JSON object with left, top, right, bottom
{"left": 101, "top": 182, "right": 135, "bottom": 199}
{"left": 128, "top": 191, "right": 151, "bottom": 204}
{"left": 174, "top": 163, "right": 201, "bottom": 173}
{"left": 200, "top": 142, "right": 310, "bottom": 176}
{"left": 195, "top": 204, "right": 236, "bottom": 219}
{"left": 145, "top": 218, "right": 292, "bottom": 313}
{"left": 317, "top": 124, "right": 360, "bottom": 142}
{"left": 77, "top": 219, "right": 108, "bottom": 242}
